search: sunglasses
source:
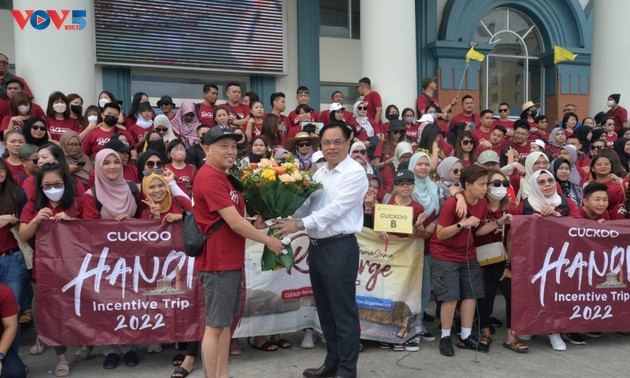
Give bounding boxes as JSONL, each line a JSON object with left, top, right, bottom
{"left": 391, "top": 130, "right": 403, "bottom": 135}
{"left": 357, "top": 106, "right": 367, "bottom": 111}
{"left": 451, "top": 168, "right": 462, "bottom": 174}
{"left": 297, "top": 142, "right": 311, "bottom": 148}
{"left": 498, "top": 109, "right": 509, "bottom": 113}
{"left": 145, "top": 160, "right": 163, "bottom": 169}
{"left": 352, "top": 149, "right": 367, "bottom": 155}
{"left": 31, "top": 125, "right": 46, "bottom": 131}
{"left": 158, "top": 103, "right": 172, "bottom": 107}
{"left": 489, "top": 179, "right": 510, "bottom": 188}
{"left": 461, "top": 139, "right": 475, "bottom": 145}
{"left": 155, "top": 127, "right": 168, "bottom": 133}
{"left": 395, "top": 180, "right": 414, "bottom": 186}
{"left": 537, "top": 177, "right": 555, "bottom": 185}
{"left": 142, "top": 168, "right": 164, "bottom": 176}
{"left": 591, "top": 145, "right": 605, "bottom": 150}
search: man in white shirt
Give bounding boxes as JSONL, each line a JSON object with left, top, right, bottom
{"left": 274, "top": 121, "right": 368, "bottom": 378}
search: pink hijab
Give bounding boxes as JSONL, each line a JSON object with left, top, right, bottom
{"left": 89, "top": 148, "right": 137, "bottom": 219}
{"left": 170, "top": 101, "right": 201, "bottom": 149}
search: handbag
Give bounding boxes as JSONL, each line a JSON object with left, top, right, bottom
{"left": 476, "top": 241, "right": 507, "bottom": 266}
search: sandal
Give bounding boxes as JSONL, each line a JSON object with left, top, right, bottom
{"left": 247, "top": 337, "right": 278, "bottom": 352}
{"left": 480, "top": 334, "right": 493, "bottom": 347}
{"left": 271, "top": 338, "right": 291, "bottom": 349}
{"left": 503, "top": 339, "right": 529, "bottom": 353}
{"left": 171, "top": 366, "right": 191, "bottom": 378}
{"left": 172, "top": 353, "right": 185, "bottom": 366}
{"left": 29, "top": 339, "right": 46, "bottom": 355}
{"left": 73, "top": 346, "right": 93, "bottom": 362}
{"left": 54, "top": 361, "right": 71, "bottom": 377}
{"left": 229, "top": 340, "right": 242, "bottom": 356}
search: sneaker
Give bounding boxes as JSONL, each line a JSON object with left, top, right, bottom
{"left": 549, "top": 333, "right": 566, "bottom": 351}
{"left": 457, "top": 335, "right": 488, "bottom": 352}
{"left": 519, "top": 334, "right": 532, "bottom": 341}
{"left": 147, "top": 343, "right": 162, "bottom": 353}
{"left": 392, "top": 343, "right": 405, "bottom": 351}
{"left": 420, "top": 332, "right": 436, "bottom": 342}
{"left": 378, "top": 342, "right": 392, "bottom": 349}
{"left": 584, "top": 332, "right": 602, "bottom": 338}
{"left": 300, "top": 329, "right": 316, "bottom": 349}
{"left": 489, "top": 316, "right": 503, "bottom": 328}
{"left": 567, "top": 333, "right": 586, "bottom": 345}
{"left": 404, "top": 337, "right": 420, "bottom": 352}
{"left": 439, "top": 336, "right": 454, "bottom": 356}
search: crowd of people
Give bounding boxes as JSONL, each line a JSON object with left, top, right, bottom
{"left": 1, "top": 47, "right": 630, "bottom": 377}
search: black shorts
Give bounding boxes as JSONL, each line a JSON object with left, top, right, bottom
{"left": 199, "top": 270, "right": 242, "bottom": 328}
{"left": 430, "top": 257, "right": 484, "bottom": 301}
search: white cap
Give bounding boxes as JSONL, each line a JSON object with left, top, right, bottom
{"left": 418, "top": 114, "right": 434, "bottom": 124}
{"left": 312, "top": 151, "right": 325, "bottom": 162}
{"left": 532, "top": 139, "right": 546, "bottom": 149}
{"left": 329, "top": 102, "right": 343, "bottom": 112}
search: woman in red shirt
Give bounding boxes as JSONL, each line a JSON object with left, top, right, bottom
{"left": 2, "top": 130, "right": 25, "bottom": 181}
{"left": 454, "top": 131, "right": 477, "bottom": 167}
{"left": 44, "top": 91, "right": 82, "bottom": 142}
{"left": 165, "top": 140, "right": 197, "bottom": 197}
{"left": 139, "top": 173, "right": 191, "bottom": 220}
{"left": 588, "top": 154, "right": 626, "bottom": 211}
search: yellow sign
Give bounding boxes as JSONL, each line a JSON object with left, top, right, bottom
{"left": 373, "top": 204, "right": 414, "bottom": 234}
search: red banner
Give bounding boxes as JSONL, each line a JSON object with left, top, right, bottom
{"left": 511, "top": 216, "right": 630, "bottom": 334}
{"left": 36, "top": 220, "right": 205, "bottom": 346}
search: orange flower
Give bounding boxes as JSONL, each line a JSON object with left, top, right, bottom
{"left": 250, "top": 163, "right": 258, "bottom": 169}
{"left": 274, "top": 166, "right": 287, "bottom": 175}
{"left": 241, "top": 172, "right": 251, "bottom": 180}
{"left": 270, "top": 160, "right": 279, "bottom": 167}
{"left": 303, "top": 179, "right": 310, "bottom": 186}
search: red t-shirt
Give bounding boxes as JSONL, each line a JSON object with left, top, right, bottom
{"left": 491, "top": 119, "right": 514, "bottom": 132}
{"left": 472, "top": 128, "right": 492, "bottom": 144}
{"left": 0, "top": 283, "right": 19, "bottom": 338}
{"left": 449, "top": 113, "right": 480, "bottom": 130}
{"left": 193, "top": 164, "right": 246, "bottom": 272}
{"left": 166, "top": 163, "right": 197, "bottom": 196}
{"left": 574, "top": 207, "right": 610, "bottom": 221}
{"left": 224, "top": 103, "right": 249, "bottom": 123}
{"left": 363, "top": 91, "right": 382, "bottom": 123}
{"left": 475, "top": 208, "right": 508, "bottom": 247}
{"left": 0, "top": 220, "right": 18, "bottom": 254}
{"left": 607, "top": 106, "right": 628, "bottom": 133}
{"left": 81, "top": 127, "right": 135, "bottom": 157}
{"left": 508, "top": 140, "right": 531, "bottom": 163}
{"left": 416, "top": 93, "right": 440, "bottom": 115}
{"left": 128, "top": 124, "right": 154, "bottom": 144}
{"left": 529, "top": 130, "right": 548, "bottom": 142}
{"left": 288, "top": 109, "right": 321, "bottom": 128}
{"left": 605, "top": 132, "right": 618, "bottom": 148}
{"left": 589, "top": 179, "right": 625, "bottom": 211}
{"left": 198, "top": 103, "right": 216, "bottom": 127}
{"left": 430, "top": 196, "right": 488, "bottom": 262}
{"left": 404, "top": 124, "right": 421, "bottom": 144}
{"left": 0, "top": 105, "right": 45, "bottom": 132}
{"left": 21, "top": 175, "right": 86, "bottom": 204}
{"left": 45, "top": 117, "right": 82, "bottom": 141}
{"left": 124, "top": 163, "right": 139, "bottom": 183}
{"left": 3, "top": 158, "right": 26, "bottom": 182}
{"left": 139, "top": 195, "right": 192, "bottom": 219}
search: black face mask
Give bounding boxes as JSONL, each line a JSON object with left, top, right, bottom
{"left": 104, "top": 115, "right": 118, "bottom": 126}
{"left": 387, "top": 113, "right": 399, "bottom": 121}
{"left": 530, "top": 109, "right": 538, "bottom": 118}
{"left": 70, "top": 105, "right": 82, "bottom": 115}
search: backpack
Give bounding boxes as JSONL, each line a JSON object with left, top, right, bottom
{"left": 170, "top": 195, "right": 225, "bottom": 257}
{"left": 94, "top": 181, "right": 142, "bottom": 217}
{"left": 522, "top": 197, "right": 569, "bottom": 216}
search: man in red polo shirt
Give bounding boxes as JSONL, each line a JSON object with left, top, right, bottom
{"left": 416, "top": 77, "right": 458, "bottom": 123}
{"left": 269, "top": 92, "right": 291, "bottom": 136}
{"left": 197, "top": 83, "right": 218, "bottom": 127}
{"left": 357, "top": 77, "right": 382, "bottom": 124}
{"left": 606, "top": 93, "right": 628, "bottom": 133}
{"left": 472, "top": 109, "right": 494, "bottom": 144}
{"left": 288, "top": 86, "right": 320, "bottom": 128}
{"left": 507, "top": 120, "right": 531, "bottom": 163}
{"left": 491, "top": 102, "right": 514, "bottom": 136}
{"left": 224, "top": 82, "right": 249, "bottom": 129}
{"left": 449, "top": 95, "right": 480, "bottom": 131}
{"left": 320, "top": 91, "right": 353, "bottom": 125}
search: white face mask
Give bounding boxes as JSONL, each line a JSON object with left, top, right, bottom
{"left": 53, "top": 103, "right": 67, "bottom": 113}
{"left": 607, "top": 100, "right": 615, "bottom": 108}
{"left": 99, "top": 98, "right": 110, "bottom": 108}
{"left": 488, "top": 187, "right": 507, "bottom": 201}
{"left": 18, "top": 105, "right": 30, "bottom": 114}
{"left": 87, "top": 115, "right": 98, "bottom": 123}
{"left": 43, "top": 187, "right": 65, "bottom": 202}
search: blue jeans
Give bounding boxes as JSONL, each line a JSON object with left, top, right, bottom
{"left": 0, "top": 250, "right": 27, "bottom": 308}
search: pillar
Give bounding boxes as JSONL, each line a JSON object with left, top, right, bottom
{"left": 361, "top": 0, "right": 417, "bottom": 122}
{"left": 13, "top": 0, "right": 96, "bottom": 103}
{"left": 589, "top": 0, "right": 630, "bottom": 113}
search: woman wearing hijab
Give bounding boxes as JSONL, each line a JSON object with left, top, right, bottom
{"left": 22, "top": 117, "right": 50, "bottom": 147}
{"left": 153, "top": 114, "right": 178, "bottom": 145}
{"left": 171, "top": 102, "right": 201, "bottom": 149}
{"left": 379, "top": 142, "right": 413, "bottom": 194}
{"left": 284, "top": 132, "right": 320, "bottom": 171}
{"left": 139, "top": 172, "right": 191, "bottom": 220}
{"left": 546, "top": 127, "right": 566, "bottom": 158}
{"left": 137, "top": 150, "right": 190, "bottom": 200}
{"left": 516, "top": 152, "right": 550, "bottom": 203}
{"left": 573, "top": 125, "right": 593, "bottom": 156}
{"left": 613, "top": 138, "right": 630, "bottom": 173}
{"left": 556, "top": 145, "right": 586, "bottom": 185}
{"left": 436, "top": 156, "right": 463, "bottom": 199}
{"left": 349, "top": 100, "right": 376, "bottom": 144}
{"left": 60, "top": 131, "right": 92, "bottom": 187}
{"left": 552, "top": 158, "right": 582, "bottom": 207}
{"left": 249, "top": 136, "right": 269, "bottom": 164}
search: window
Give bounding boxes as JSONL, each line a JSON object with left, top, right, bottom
{"left": 319, "top": 0, "right": 360, "bottom": 39}
{"left": 319, "top": 83, "right": 360, "bottom": 108}
{"left": 0, "top": 0, "right": 12, "bottom": 10}
{"left": 475, "top": 8, "right": 543, "bottom": 116}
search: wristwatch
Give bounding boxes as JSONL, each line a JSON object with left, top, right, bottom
{"left": 456, "top": 222, "right": 463, "bottom": 230}
{"left": 296, "top": 219, "right": 305, "bottom": 230}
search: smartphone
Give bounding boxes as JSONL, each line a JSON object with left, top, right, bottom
{"left": 76, "top": 161, "right": 86, "bottom": 167}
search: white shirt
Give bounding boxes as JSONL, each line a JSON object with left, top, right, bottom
{"left": 295, "top": 155, "right": 368, "bottom": 239}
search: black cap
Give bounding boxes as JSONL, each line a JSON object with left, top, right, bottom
{"left": 389, "top": 119, "right": 405, "bottom": 132}
{"left": 202, "top": 125, "right": 243, "bottom": 145}
{"left": 137, "top": 101, "right": 152, "bottom": 112}
{"left": 156, "top": 95, "right": 174, "bottom": 107}
{"left": 104, "top": 138, "right": 132, "bottom": 153}
{"left": 394, "top": 169, "right": 415, "bottom": 183}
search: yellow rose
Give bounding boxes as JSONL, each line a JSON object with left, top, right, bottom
{"left": 261, "top": 168, "right": 277, "bottom": 181}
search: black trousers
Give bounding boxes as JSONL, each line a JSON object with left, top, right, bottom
{"left": 477, "top": 261, "right": 512, "bottom": 329}
{"left": 309, "top": 235, "right": 360, "bottom": 378}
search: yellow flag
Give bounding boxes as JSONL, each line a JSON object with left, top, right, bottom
{"left": 554, "top": 45, "right": 577, "bottom": 64}
{"left": 465, "top": 47, "right": 485, "bottom": 63}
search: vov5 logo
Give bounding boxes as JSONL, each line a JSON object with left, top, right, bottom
{"left": 11, "top": 10, "right": 87, "bottom": 31}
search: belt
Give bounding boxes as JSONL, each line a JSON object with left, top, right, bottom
{"left": 0, "top": 249, "right": 19, "bottom": 258}
{"left": 310, "top": 234, "right": 354, "bottom": 247}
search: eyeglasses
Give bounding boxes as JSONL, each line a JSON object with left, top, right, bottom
{"left": 498, "top": 108, "right": 509, "bottom": 113}
{"left": 357, "top": 106, "right": 367, "bottom": 111}
{"left": 155, "top": 127, "right": 168, "bottom": 133}
{"left": 489, "top": 179, "right": 510, "bottom": 188}
{"left": 352, "top": 149, "right": 367, "bottom": 155}
{"left": 595, "top": 162, "right": 611, "bottom": 167}
{"left": 591, "top": 145, "right": 605, "bottom": 150}
{"left": 395, "top": 180, "right": 414, "bottom": 186}
{"left": 142, "top": 168, "right": 164, "bottom": 176}
{"left": 31, "top": 125, "right": 46, "bottom": 131}
{"left": 0, "top": 61, "right": 8, "bottom": 66}
{"left": 145, "top": 160, "right": 163, "bottom": 169}
{"left": 297, "top": 142, "right": 311, "bottom": 148}
{"left": 42, "top": 182, "right": 64, "bottom": 190}
{"left": 66, "top": 143, "right": 81, "bottom": 148}
{"left": 451, "top": 168, "right": 461, "bottom": 174}
{"left": 171, "top": 146, "right": 186, "bottom": 152}
{"left": 461, "top": 139, "right": 475, "bottom": 145}
{"left": 537, "top": 177, "right": 555, "bottom": 186}
{"left": 322, "top": 139, "right": 346, "bottom": 147}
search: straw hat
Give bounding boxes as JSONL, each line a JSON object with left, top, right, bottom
{"left": 284, "top": 131, "right": 320, "bottom": 151}
{"left": 521, "top": 100, "right": 539, "bottom": 112}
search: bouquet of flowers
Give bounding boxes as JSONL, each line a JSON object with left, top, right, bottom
{"left": 232, "top": 157, "right": 322, "bottom": 271}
